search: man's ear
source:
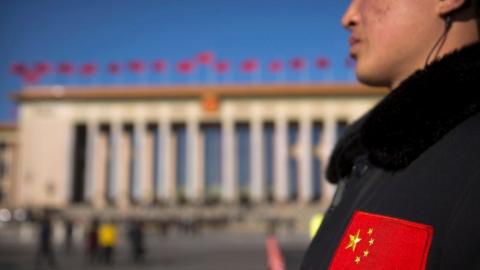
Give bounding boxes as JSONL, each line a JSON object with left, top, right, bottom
{"left": 437, "top": 0, "right": 469, "bottom": 17}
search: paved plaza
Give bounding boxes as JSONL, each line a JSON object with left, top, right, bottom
{"left": 0, "top": 227, "right": 309, "bottom": 270}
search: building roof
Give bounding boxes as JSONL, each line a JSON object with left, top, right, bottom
{"left": 0, "top": 123, "right": 17, "bottom": 131}
{"left": 12, "top": 83, "right": 388, "bottom": 102}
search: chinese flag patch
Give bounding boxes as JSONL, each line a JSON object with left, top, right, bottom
{"left": 328, "top": 211, "right": 433, "bottom": 270}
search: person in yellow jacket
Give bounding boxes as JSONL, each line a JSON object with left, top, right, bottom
{"left": 309, "top": 213, "right": 324, "bottom": 240}
{"left": 98, "top": 220, "right": 117, "bottom": 264}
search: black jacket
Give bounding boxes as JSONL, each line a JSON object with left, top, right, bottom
{"left": 301, "top": 42, "right": 480, "bottom": 269}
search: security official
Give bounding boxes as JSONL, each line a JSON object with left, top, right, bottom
{"left": 301, "top": 0, "right": 480, "bottom": 269}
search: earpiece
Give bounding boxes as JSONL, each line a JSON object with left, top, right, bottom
{"left": 425, "top": 0, "right": 471, "bottom": 67}
{"left": 442, "top": 0, "right": 473, "bottom": 28}
{"left": 445, "top": 15, "right": 453, "bottom": 29}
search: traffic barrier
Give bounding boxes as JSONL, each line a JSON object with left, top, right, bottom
{"left": 265, "top": 235, "right": 286, "bottom": 270}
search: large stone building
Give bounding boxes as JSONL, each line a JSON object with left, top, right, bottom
{"left": 7, "top": 83, "right": 385, "bottom": 215}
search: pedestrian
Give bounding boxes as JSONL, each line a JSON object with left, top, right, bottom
{"left": 128, "top": 220, "right": 146, "bottom": 263}
{"left": 35, "top": 214, "right": 56, "bottom": 269}
{"left": 64, "top": 217, "right": 74, "bottom": 253}
{"left": 85, "top": 218, "right": 99, "bottom": 263}
{"left": 98, "top": 219, "right": 117, "bottom": 264}
{"left": 301, "top": 0, "right": 480, "bottom": 269}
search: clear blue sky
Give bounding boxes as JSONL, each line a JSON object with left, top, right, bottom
{"left": 0, "top": 0, "right": 352, "bottom": 122}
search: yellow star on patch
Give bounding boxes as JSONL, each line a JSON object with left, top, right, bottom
{"left": 355, "top": 256, "right": 361, "bottom": 264}
{"left": 345, "top": 230, "right": 362, "bottom": 252}
{"left": 368, "top": 228, "right": 373, "bottom": 235}
{"left": 363, "top": 249, "right": 369, "bottom": 257}
{"left": 369, "top": 238, "right": 374, "bottom": 246}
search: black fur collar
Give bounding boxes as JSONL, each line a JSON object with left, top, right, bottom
{"left": 327, "top": 42, "right": 480, "bottom": 183}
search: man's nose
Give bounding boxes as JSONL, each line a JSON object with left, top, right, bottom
{"left": 341, "top": 0, "right": 359, "bottom": 30}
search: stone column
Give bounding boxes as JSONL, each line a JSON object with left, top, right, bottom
{"left": 198, "top": 130, "right": 205, "bottom": 201}
{"left": 274, "top": 112, "right": 289, "bottom": 202}
{"left": 221, "top": 118, "right": 236, "bottom": 202}
{"left": 83, "top": 122, "right": 97, "bottom": 203}
{"left": 145, "top": 125, "right": 155, "bottom": 204}
{"left": 160, "top": 120, "right": 175, "bottom": 203}
{"left": 298, "top": 115, "right": 313, "bottom": 203}
{"left": 250, "top": 112, "right": 264, "bottom": 202}
{"left": 109, "top": 122, "right": 120, "bottom": 206}
{"left": 320, "top": 111, "right": 338, "bottom": 206}
{"left": 114, "top": 122, "right": 130, "bottom": 209}
{"left": 93, "top": 126, "right": 108, "bottom": 209}
{"left": 153, "top": 123, "right": 161, "bottom": 201}
{"left": 186, "top": 118, "right": 203, "bottom": 202}
{"left": 135, "top": 121, "right": 154, "bottom": 205}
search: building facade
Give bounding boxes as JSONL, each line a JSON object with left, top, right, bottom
{"left": 0, "top": 123, "right": 18, "bottom": 207}
{"left": 11, "top": 84, "right": 385, "bottom": 212}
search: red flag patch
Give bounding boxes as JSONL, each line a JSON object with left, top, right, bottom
{"left": 329, "top": 211, "right": 433, "bottom": 270}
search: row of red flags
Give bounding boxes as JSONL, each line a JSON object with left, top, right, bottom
{"left": 9, "top": 52, "right": 355, "bottom": 83}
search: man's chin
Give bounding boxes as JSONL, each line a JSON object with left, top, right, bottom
{"left": 356, "top": 70, "right": 391, "bottom": 88}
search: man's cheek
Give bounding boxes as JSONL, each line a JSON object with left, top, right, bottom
{"left": 360, "top": 0, "right": 392, "bottom": 23}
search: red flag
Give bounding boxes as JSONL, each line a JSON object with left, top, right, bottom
{"left": 196, "top": 51, "right": 215, "bottom": 65}
{"left": 58, "top": 62, "right": 74, "bottom": 75}
{"left": 328, "top": 211, "right": 433, "bottom": 270}
{"left": 81, "top": 63, "right": 97, "bottom": 76}
{"left": 23, "top": 71, "right": 40, "bottom": 84}
{"left": 176, "top": 60, "right": 195, "bottom": 74}
{"left": 316, "top": 57, "right": 331, "bottom": 70}
{"left": 290, "top": 57, "right": 306, "bottom": 71}
{"left": 269, "top": 60, "right": 283, "bottom": 73}
{"left": 129, "top": 60, "right": 145, "bottom": 74}
{"left": 34, "top": 62, "right": 52, "bottom": 75}
{"left": 10, "top": 63, "right": 28, "bottom": 76}
{"left": 215, "top": 60, "right": 230, "bottom": 74}
{"left": 241, "top": 59, "right": 259, "bottom": 73}
{"left": 153, "top": 60, "right": 167, "bottom": 73}
{"left": 108, "top": 62, "right": 121, "bottom": 74}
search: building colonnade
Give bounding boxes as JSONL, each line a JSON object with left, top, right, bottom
{"left": 70, "top": 110, "right": 350, "bottom": 209}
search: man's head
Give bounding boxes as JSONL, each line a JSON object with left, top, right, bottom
{"left": 342, "top": 0, "right": 480, "bottom": 89}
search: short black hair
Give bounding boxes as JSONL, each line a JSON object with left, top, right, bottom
{"left": 462, "top": 0, "right": 480, "bottom": 18}
{"left": 476, "top": 0, "right": 480, "bottom": 17}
